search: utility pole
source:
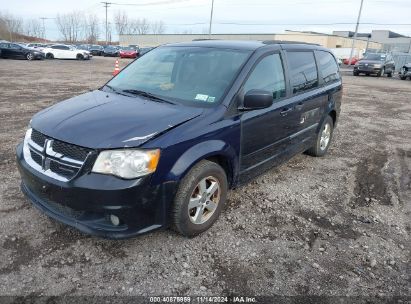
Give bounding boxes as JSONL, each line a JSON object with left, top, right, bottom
{"left": 348, "top": 0, "right": 364, "bottom": 66}
{"left": 39, "top": 17, "right": 54, "bottom": 42}
{"left": 208, "top": 0, "right": 214, "bottom": 39}
{"left": 102, "top": 2, "right": 111, "bottom": 45}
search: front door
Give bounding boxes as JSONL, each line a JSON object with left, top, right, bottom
{"left": 240, "top": 53, "right": 297, "bottom": 179}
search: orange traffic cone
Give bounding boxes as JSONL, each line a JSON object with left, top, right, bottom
{"left": 112, "top": 59, "right": 120, "bottom": 76}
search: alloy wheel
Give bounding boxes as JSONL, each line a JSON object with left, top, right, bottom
{"left": 188, "top": 176, "right": 221, "bottom": 225}
{"left": 320, "top": 123, "right": 331, "bottom": 151}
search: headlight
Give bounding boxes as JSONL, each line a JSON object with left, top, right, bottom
{"left": 92, "top": 149, "right": 160, "bottom": 179}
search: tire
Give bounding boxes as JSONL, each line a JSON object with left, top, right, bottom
{"left": 76, "top": 54, "right": 84, "bottom": 60}
{"left": 400, "top": 76, "right": 407, "bottom": 80}
{"left": 46, "top": 53, "right": 54, "bottom": 59}
{"left": 378, "top": 67, "right": 385, "bottom": 77}
{"left": 366, "top": 73, "right": 370, "bottom": 76}
{"left": 306, "top": 115, "right": 334, "bottom": 157}
{"left": 387, "top": 68, "right": 394, "bottom": 77}
{"left": 26, "top": 53, "right": 33, "bottom": 61}
{"left": 353, "top": 71, "right": 359, "bottom": 76}
{"left": 171, "top": 160, "right": 228, "bottom": 237}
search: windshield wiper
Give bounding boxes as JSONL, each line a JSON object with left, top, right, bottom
{"left": 121, "top": 89, "right": 175, "bottom": 104}
{"left": 101, "top": 85, "right": 130, "bottom": 97}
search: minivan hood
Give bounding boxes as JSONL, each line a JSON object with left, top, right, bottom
{"left": 31, "top": 90, "right": 203, "bottom": 149}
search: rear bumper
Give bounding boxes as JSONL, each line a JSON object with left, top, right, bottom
{"left": 120, "top": 53, "right": 137, "bottom": 58}
{"left": 16, "top": 143, "right": 177, "bottom": 239}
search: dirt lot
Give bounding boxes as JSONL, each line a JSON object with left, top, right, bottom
{"left": 0, "top": 57, "right": 410, "bottom": 299}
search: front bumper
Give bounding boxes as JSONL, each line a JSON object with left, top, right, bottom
{"left": 16, "top": 143, "right": 177, "bottom": 239}
{"left": 354, "top": 65, "right": 382, "bottom": 74}
{"left": 33, "top": 53, "right": 45, "bottom": 59}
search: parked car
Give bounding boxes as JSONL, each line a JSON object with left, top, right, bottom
{"left": 119, "top": 46, "right": 138, "bottom": 58}
{"left": 16, "top": 40, "right": 342, "bottom": 239}
{"left": 42, "top": 44, "right": 91, "bottom": 60}
{"left": 342, "top": 57, "right": 359, "bottom": 65}
{"left": 89, "top": 45, "right": 104, "bottom": 56}
{"left": 353, "top": 53, "right": 395, "bottom": 77}
{"left": 102, "top": 46, "right": 119, "bottom": 57}
{"left": 26, "top": 43, "right": 47, "bottom": 50}
{"left": 399, "top": 63, "right": 411, "bottom": 80}
{"left": 0, "top": 42, "right": 45, "bottom": 60}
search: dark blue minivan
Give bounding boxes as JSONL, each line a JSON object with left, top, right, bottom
{"left": 16, "top": 40, "right": 342, "bottom": 238}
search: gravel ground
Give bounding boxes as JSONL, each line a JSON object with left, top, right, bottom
{"left": 0, "top": 57, "right": 410, "bottom": 299}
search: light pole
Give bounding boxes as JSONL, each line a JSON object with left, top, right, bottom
{"left": 208, "top": 0, "right": 214, "bottom": 39}
{"left": 348, "top": 0, "right": 364, "bottom": 66}
{"left": 39, "top": 17, "right": 54, "bottom": 42}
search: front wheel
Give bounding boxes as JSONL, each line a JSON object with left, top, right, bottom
{"left": 76, "top": 54, "right": 84, "bottom": 60}
{"left": 46, "top": 53, "right": 54, "bottom": 59}
{"left": 306, "top": 116, "right": 334, "bottom": 157}
{"left": 400, "top": 76, "right": 407, "bottom": 80}
{"left": 171, "top": 160, "right": 228, "bottom": 237}
{"left": 26, "top": 53, "right": 34, "bottom": 61}
{"left": 378, "top": 67, "right": 385, "bottom": 77}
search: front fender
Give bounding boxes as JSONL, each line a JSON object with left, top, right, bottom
{"left": 167, "top": 140, "right": 239, "bottom": 185}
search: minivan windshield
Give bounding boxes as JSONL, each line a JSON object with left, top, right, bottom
{"left": 105, "top": 46, "right": 251, "bottom": 106}
{"left": 363, "top": 53, "right": 386, "bottom": 61}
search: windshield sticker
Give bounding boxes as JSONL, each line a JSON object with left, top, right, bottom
{"left": 207, "top": 96, "right": 216, "bottom": 103}
{"left": 195, "top": 94, "right": 209, "bottom": 101}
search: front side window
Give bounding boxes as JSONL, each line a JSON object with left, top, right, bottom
{"left": 287, "top": 51, "right": 318, "bottom": 94}
{"left": 106, "top": 46, "right": 251, "bottom": 107}
{"left": 316, "top": 51, "right": 340, "bottom": 84}
{"left": 10, "top": 44, "right": 20, "bottom": 49}
{"left": 243, "top": 53, "right": 286, "bottom": 101}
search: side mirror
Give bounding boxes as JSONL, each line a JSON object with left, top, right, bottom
{"left": 241, "top": 89, "right": 273, "bottom": 110}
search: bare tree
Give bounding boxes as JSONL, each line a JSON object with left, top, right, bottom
{"left": 128, "top": 18, "right": 150, "bottom": 35}
{"left": 25, "top": 19, "right": 43, "bottom": 38}
{"left": 151, "top": 21, "right": 165, "bottom": 35}
{"left": 114, "top": 10, "right": 128, "bottom": 35}
{"left": 56, "top": 11, "right": 85, "bottom": 43}
{"left": 84, "top": 14, "right": 99, "bottom": 43}
{"left": 0, "top": 12, "right": 23, "bottom": 41}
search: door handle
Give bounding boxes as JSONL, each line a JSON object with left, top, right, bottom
{"left": 295, "top": 102, "right": 304, "bottom": 111}
{"left": 280, "top": 107, "right": 293, "bottom": 116}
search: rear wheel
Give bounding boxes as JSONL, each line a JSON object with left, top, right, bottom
{"left": 353, "top": 71, "right": 359, "bottom": 76}
{"left": 387, "top": 68, "right": 394, "bottom": 77}
{"left": 171, "top": 160, "right": 228, "bottom": 237}
{"left": 306, "top": 116, "right": 334, "bottom": 157}
{"left": 26, "top": 53, "right": 33, "bottom": 61}
{"left": 400, "top": 76, "right": 407, "bottom": 80}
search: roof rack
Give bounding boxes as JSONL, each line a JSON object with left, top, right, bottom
{"left": 262, "top": 40, "right": 320, "bottom": 46}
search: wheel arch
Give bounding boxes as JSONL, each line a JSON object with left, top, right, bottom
{"left": 166, "top": 140, "right": 239, "bottom": 188}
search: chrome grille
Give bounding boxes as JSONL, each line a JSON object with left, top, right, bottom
{"left": 23, "top": 129, "right": 92, "bottom": 181}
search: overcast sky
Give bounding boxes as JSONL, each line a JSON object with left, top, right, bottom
{"left": 1, "top": 0, "right": 411, "bottom": 41}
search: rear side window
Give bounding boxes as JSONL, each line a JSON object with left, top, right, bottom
{"left": 316, "top": 51, "right": 340, "bottom": 84}
{"left": 243, "top": 53, "right": 286, "bottom": 101}
{"left": 287, "top": 51, "right": 318, "bottom": 94}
